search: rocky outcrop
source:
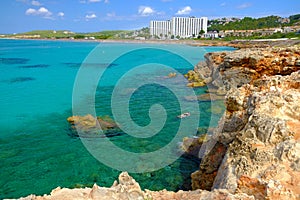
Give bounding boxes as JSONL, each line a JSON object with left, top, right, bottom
{"left": 180, "top": 134, "right": 208, "bottom": 157}
{"left": 191, "top": 47, "right": 300, "bottom": 199}
{"left": 184, "top": 69, "right": 207, "bottom": 87}
{"left": 67, "top": 114, "right": 119, "bottom": 136}
{"left": 195, "top": 46, "right": 300, "bottom": 92}
{"left": 17, "top": 172, "right": 254, "bottom": 200}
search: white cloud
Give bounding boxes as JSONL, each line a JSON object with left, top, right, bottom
{"left": 31, "top": 0, "right": 41, "bottom": 6}
{"left": 25, "top": 8, "right": 36, "bottom": 15}
{"left": 220, "top": 2, "right": 226, "bottom": 7}
{"left": 106, "top": 12, "right": 116, "bottom": 17}
{"left": 16, "top": 0, "right": 30, "bottom": 4}
{"left": 176, "top": 6, "right": 192, "bottom": 15}
{"left": 237, "top": 3, "right": 252, "bottom": 9}
{"left": 58, "top": 12, "right": 64, "bottom": 17}
{"left": 25, "top": 7, "right": 52, "bottom": 18}
{"left": 80, "top": 0, "right": 108, "bottom": 4}
{"left": 138, "top": 6, "right": 155, "bottom": 16}
{"left": 85, "top": 13, "right": 97, "bottom": 19}
{"left": 161, "top": 0, "right": 173, "bottom": 2}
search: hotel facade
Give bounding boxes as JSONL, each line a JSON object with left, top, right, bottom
{"left": 150, "top": 17, "right": 208, "bottom": 39}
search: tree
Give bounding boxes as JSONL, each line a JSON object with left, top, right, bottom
{"left": 198, "top": 29, "right": 205, "bottom": 38}
{"left": 74, "top": 35, "right": 85, "bottom": 39}
{"left": 199, "top": 29, "right": 205, "bottom": 35}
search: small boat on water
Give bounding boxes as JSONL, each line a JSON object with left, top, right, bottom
{"left": 177, "top": 112, "right": 191, "bottom": 119}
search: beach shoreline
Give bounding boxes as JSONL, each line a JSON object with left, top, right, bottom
{"left": 2, "top": 37, "right": 299, "bottom": 49}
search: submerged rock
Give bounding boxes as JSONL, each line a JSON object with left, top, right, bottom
{"left": 67, "top": 114, "right": 119, "bottom": 136}
{"left": 185, "top": 70, "right": 207, "bottom": 88}
{"left": 8, "top": 77, "right": 36, "bottom": 83}
{"left": 180, "top": 134, "right": 208, "bottom": 157}
{"left": 167, "top": 72, "right": 177, "bottom": 78}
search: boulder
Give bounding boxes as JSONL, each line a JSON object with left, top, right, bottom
{"left": 67, "top": 114, "right": 119, "bottom": 136}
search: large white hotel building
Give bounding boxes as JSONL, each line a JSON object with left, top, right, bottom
{"left": 150, "top": 17, "right": 208, "bottom": 39}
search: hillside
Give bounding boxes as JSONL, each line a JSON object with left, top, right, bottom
{"left": 14, "top": 30, "right": 130, "bottom": 39}
{"left": 6, "top": 28, "right": 151, "bottom": 40}
{"left": 208, "top": 14, "right": 300, "bottom": 31}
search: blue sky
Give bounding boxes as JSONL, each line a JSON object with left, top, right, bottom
{"left": 0, "top": 0, "right": 299, "bottom": 34}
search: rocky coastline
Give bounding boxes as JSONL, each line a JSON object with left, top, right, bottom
{"left": 14, "top": 42, "right": 300, "bottom": 200}
{"left": 190, "top": 45, "right": 300, "bottom": 200}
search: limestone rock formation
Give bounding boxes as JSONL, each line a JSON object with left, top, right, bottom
{"left": 67, "top": 114, "right": 119, "bottom": 136}
{"left": 184, "top": 69, "right": 207, "bottom": 87}
{"left": 195, "top": 46, "right": 300, "bottom": 93}
{"left": 16, "top": 172, "right": 254, "bottom": 200}
{"left": 191, "top": 47, "right": 300, "bottom": 200}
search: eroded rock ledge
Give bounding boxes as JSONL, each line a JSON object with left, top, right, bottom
{"left": 16, "top": 172, "right": 253, "bottom": 200}
{"left": 16, "top": 46, "right": 300, "bottom": 200}
{"left": 191, "top": 46, "right": 300, "bottom": 200}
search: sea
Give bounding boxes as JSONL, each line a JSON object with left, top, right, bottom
{"left": 0, "top": 39, "right": 235, "bottom": 199}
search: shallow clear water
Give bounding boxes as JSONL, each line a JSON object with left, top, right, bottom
{"left": 0, "top": 39, "right": 234, "bottom": 198}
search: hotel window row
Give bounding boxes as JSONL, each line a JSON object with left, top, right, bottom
{"left": 150, "top": 17, "right": 208, "bottom": 38}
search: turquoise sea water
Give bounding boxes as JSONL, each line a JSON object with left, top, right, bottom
{"left": 0, "top": 39, "right": 234, "bottom": 199}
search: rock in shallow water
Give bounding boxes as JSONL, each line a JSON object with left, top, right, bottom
{"left": 67, "top": 114, "right": 119, "bottom": 137}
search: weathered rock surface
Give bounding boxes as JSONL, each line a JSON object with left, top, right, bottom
{"left": 15, "top": 172, "right": 254, "bottom": 200}
{"left": 191, "top": 46, "right": 300, "bottom": 200}
{"left": 180, "top": 134, "right": 208, "bottom": 157}
{"left": 194, "top": 46, "right": 300, "bottom": 91}
{"left": 67, "top": 114, "right": 119, "bottom": 136}
{"left": 184, "top": 69, "right": 207, "bottom": 87}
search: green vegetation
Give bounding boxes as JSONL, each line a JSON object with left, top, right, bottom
{"left": 208, "top": 14, "right": 300, "bottom": 32}
{"left": 85, "top": 30, "right": 132, "bottom": 39}
{"left": 209, "top": 16, "right": 281, "bottom": 31}
{"left": 8, "top": 29, "right": 147, "bottom": 40}
{"left": 220, "top": 32, "right": 300, "bottom": 41}
{"left": 8, "top": 28, "right": 151, "bottom": 40}
{"left": 20, "top": 30, "right": 75, "bottom": 39}
{"left": 289, "top": 14, "right": 300, "bottom": 25}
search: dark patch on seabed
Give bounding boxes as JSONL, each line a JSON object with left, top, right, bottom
{"left": 174, "top": 68, "right": 190, "bottom": 75}
{"left": 178, "top": 154, "right": 201, "bottom": 190}
{"left": 62, "top": 62, "right": 118, "bottom": 68}
{"left": 9, "top": 77, "right": 36, "bottom": 83}
{"left": 19, "top": 64, "right": 50, "bottom": 69}
{"left": 0, "top": 58, "right": 29, "bottom": 65}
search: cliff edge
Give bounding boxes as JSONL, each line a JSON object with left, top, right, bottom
{"left": 191, "top": 46, "right": 300, "bottom": 200}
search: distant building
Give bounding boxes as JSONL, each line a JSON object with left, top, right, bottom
{"left": 150, "top": 20, "right": 172, "bottom": 38}
{"left": 134, "top": 37, "right": 146, "bottom": 40}
{"left": 150, "top": 17, "right": 208, "bottom": 39}
{"left": 204, "top": 31, "right": 219, "bottom": 39}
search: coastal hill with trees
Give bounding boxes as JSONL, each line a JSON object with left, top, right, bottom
{"left": 208, "top": 14, "right": 300, "bottom": 31}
